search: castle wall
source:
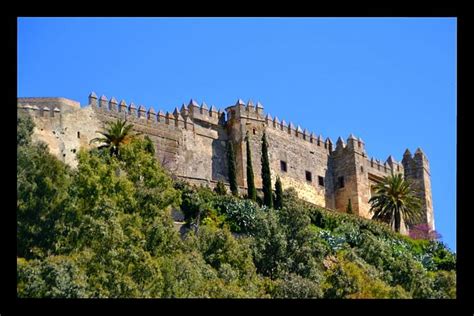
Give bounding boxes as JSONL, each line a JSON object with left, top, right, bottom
{"left": 226, "top": 103, "right": 266, "bottom": 190}
{"left": 362, "top": 156, "right": 405, "bottom": 217}
{"left": 18, "top": 95, "right": 231, "bottom": 190}
{"left": 264, "top": 120, "right": 334, "bottom": 209}
{"left": 331, "top": 137, "right": 406, "bottom": 221}
{"left": 180, "top": 118, "right": 228, "bottom": 183}
{"left": 18, "top": 98, "right": 102, "bottom": 168}
{"left": 331, "top": 144, "right": 359, "bottom": 215}
{"left": 17, "top": 94, "right": 434, "bottom": 235}
{"left": 82, "top": 102, "right": 185, "bottom": 176}
{"left": 225, "top": 102, "right": 335, "bottom": 208}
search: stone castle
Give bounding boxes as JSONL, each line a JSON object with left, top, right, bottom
{"left": 17, "top": 93, "right": 435, "bottom": 233}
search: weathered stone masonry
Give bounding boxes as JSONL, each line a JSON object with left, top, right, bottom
{"left": 17, "top": 93, "right": 435, "bottom": 233}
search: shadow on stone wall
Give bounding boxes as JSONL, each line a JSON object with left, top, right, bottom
{"left": 212, "top": 137, "right": 228, "bottom": 182}
{"left": 324, "top": 166, "right": 335, "bottom": 209}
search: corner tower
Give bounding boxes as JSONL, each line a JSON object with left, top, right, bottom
{"left": 402, "top": 148, "right": 435, "bottom": 230}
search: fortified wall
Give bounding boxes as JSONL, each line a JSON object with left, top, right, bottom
{"left": 17, "top": 93, "right": 435, "bottom": 232}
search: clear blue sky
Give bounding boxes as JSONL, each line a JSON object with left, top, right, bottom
{"left": 17, "top": 17, "right": 456, "bottom": 251}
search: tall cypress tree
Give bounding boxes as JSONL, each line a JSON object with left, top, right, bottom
{"left": 246, "top": 133, "right": 257, "bottom": 201}
{"left": 227, "top": 141, "right": 238, "bottom": 196}
{"left": 274, "top": 176, "right": 283, "bottom": 209}
{"left": 346, "top": 198, "right": 353, "bottom": 214}
{"left": 261, "top": 132, "right": 273, "bottom": 208}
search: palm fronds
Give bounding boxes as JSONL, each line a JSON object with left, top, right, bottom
{"left": 90, "top": 119, "right": 136, "bottom": 156}
{"left": 369, "top": 173, "right": 422, "bottom": 233}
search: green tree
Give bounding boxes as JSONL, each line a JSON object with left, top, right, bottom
{"left": 274, "top": 176, "right": 283, "bottom": 210}
{"left": 17, "top": 113, "right": 72, "bottom": 259}
{"left": 60, "top": 138, "right": 179, "bottom": 297}
{"left": 17, "top": 112, "right": 34, "bottom": 146}
{"left": 277, "top": 205, "right": 327, "bottom": 279}
{"left": 90, "top": 119, "right": 136, "bottom": 157}
{"left": 118, "top": 138, "right": 181, "bottom": 214}
{"left": 369, "top": 173, "right": 422, "bottom": 233}
{"left": 251, "top": 210, "right": 287, "bottom": 279}
{"left": 188, "top": 225, "right": 257, "bottom": 280}
{"left": 245, "top": 133, "right": 257, "bottom": 201}
{"left": 158, "top": 251, "right": 216, "bottom": 298}
{"left": 260, "top": 132, "right": 273, "bottom": 208}
{"left": 17, "top": 256, "right": 89, "bottom": 298}
{"left": 346, "top": 199, "right": 353, "bottom": 215}
{"left": 227, "top": 141, "right": 238, "bottom": 196}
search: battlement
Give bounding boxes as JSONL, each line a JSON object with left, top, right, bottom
{"left": 365, "top": 155, "right": 404, "bottom": 175}
{"left": 225, "top": 99, "right": 265, "bottom": 122}
{"left": 265, "top": 116, "right": 334, "bottom": 153}
{"left": 17, "top": 97, "right": 79, "bottom": 118}
{"left": 88, "top": 92, "right": 199, "bottom": 131}
{"left": 226, "top": 104, "right": 333, "bottom": 154}
{"left": 88, "top": 92, "right": 230, "bottom": 131}
{"left": 17, "top": 94, "right": 412, "bottom": 174}
{"left": 185, "top": 99, "right": 225, "bottom": 126}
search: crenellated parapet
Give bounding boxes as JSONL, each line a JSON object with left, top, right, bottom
{"left": 332, "top": 134, "right": 367, "bottom": 156}
{"left": 225, "top": 99, "right": 265, "bottom": 123}
{"left": 366, "top": 154, "right": 404, "bottom": 175}
{"left": 18, "top": 97, "right": 80, "bottom": 116}
{"left": 260, "top": 109, "right": 334, "bottom": 154}
{"left": 88, "top": 92, "right": 199, "bottom": 131}
{"left": 88, "top": 92, "right": 229, "bottom": 132}
{"left": 329, "top": 133, "right": 403, "bottom": 175}
{"left": 186, "top": 99, "right": 224, "bottom": 126}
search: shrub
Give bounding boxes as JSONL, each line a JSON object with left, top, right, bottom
{"left": 214, "top": 181, "right": 227, "bottom": 195}
{"left": 215, "top": 197, "right": 259, "bottom": 234}
{"left": 178, "top": 185, "right": 215, "bottom": 224}
{"left": 323, "top": 254, "right": 410, "bottom": 299}
{"left": 428, "top": 241, "right": 456, "bottom": 271}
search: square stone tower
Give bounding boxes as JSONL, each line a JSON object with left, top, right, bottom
{"left": 402, "top": 148, "right": 435, "bottom": 230}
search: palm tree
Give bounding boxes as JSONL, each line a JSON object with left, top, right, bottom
{"left": 90, "top": 119, "right": 136, "bottom": 156}
{"left": 369, "top": 173, "right": 422, "bottom": 233}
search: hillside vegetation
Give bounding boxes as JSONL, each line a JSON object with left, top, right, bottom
{"left": 17, "top": 114, "right": 455, "bottom": 298}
